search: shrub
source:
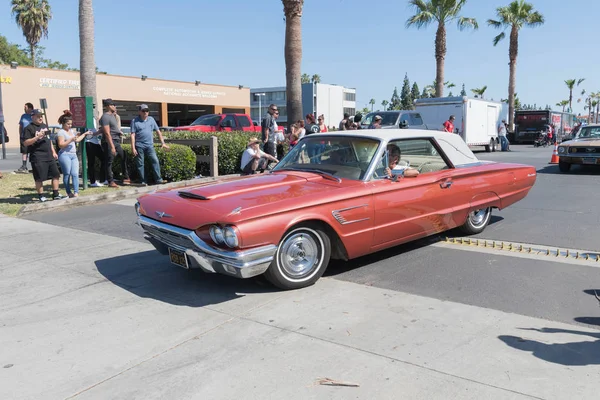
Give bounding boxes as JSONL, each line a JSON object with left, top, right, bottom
{"left": 109, "top": 143, "right": 196, "bottom": 183}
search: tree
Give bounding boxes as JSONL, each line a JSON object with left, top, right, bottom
{"left": 369, "top": 98, "right": 376, "bottom": 112}
{"left": 282, "top": 0, "right": 304, "bottom": 127}
{"left": 311, "top": 74, "right": 320, "bottom": 84}
{"left": 411, "top": 82, "right": 421, "bottom": 101}
{"left": 460, "top": 83, "right": 467, "bottom": 96}
{"left": 390, "top": 87, "right": 401, "bottom": 110}
{"left": 361, "top": 107, "right": 370, "bottom": 114}
{"left": 565, "top": 78, "right": 585, "bottom": 112}
{"left": 301, "top": 73, "right": 310, "bottom": 84}
{"left": 422, "top": 84, "right": 435, "bottom": 98}
{"left": 400, "top": 73, "right": 413, "bottom": 109}
{"left": 556, "top": 100, "right": 569, "bottom": 112}
{"left": 488, "top": 0, "right": 544, "bottom": 131}
{"left": 471, "top": 85, "right": 488, "bottom": 99}
{"left": 406, "top": 0, "right": 478, "bottom": 97}
{"left": 448, "top": 91, "right": 454, "bottom": 97}
{"left": 0, "top": 34, "right": 31, "bottom": 66}
{"left": 11, "top": 0, "right": 52, "bottom": 67}
{"left": 79, "top": 0, "right": 98, "bottom": 120}
{"left": 381, "top": 100, "right": 389, "bottom": 111}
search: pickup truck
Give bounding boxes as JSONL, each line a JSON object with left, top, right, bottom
{"left": 173, "top": 113, "right": 261, "bottom": 132}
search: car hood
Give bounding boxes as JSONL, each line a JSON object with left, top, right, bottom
{"left": 137, "top": 172, "right": 352, "bottom": 230}
{"left": 561, "top": 137, "right": 600, "bottom": 146}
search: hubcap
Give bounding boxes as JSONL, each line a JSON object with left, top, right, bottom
{"left": 470, "top": 208, "right": 489, "bottom": 226}
{"left": 280, "top": 232, "right": 320, "bottom": 278}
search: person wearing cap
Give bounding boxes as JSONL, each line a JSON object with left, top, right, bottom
{"left": 130, "top": 104, "right": 169, "bottom": 185}
{"left": 21, "top": 109, "right": 64, "bottom": 201}
{"left": 100, "top": 98, "right": 130, "bottom": 187}
{"left": 368, "top": 115, "right": 383, "bottom": 129}
{"left": 240, "top": 137, "right": 278, "bottom": 175}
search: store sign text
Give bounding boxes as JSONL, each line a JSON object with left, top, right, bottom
{"left": 152, "top": 86, "right": 226, "bottom": 99}
{"left": 40, "top": 77, "right": 80, "bottom": 90}
{"left": 0, "top": 76, "right": 12, "bottom": 84}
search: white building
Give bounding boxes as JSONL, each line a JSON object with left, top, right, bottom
{"left": 250, "top": 83, "right": 356, "bottom": 129}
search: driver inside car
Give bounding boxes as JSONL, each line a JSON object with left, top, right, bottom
{"left": 377, "top": 144, "right": 419, "bottom": 179}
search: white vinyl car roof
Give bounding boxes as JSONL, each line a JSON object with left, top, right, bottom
{"left": 312, "top": 129, "right": 481, "bottom": 167}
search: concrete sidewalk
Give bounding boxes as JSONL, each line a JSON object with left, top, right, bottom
{"left": 1, "top": 216, "right": 598, "bottom": 400}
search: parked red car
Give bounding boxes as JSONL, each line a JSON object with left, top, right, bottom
{"left": 135, "top": 130, "right": 537, "bottom": 290}
{"left": 173, "top": 113, "right": 260, "bottom": 132}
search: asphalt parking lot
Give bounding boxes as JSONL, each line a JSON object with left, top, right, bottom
{"left": 3, "top": 143, "right": 600, "bottom": 399}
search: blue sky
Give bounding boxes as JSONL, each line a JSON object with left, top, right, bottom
{"left": 0, "top": 0, "right": 595, "bottom": 115}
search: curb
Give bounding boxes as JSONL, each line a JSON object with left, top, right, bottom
{"left": 16, "top": 174, "right": 242, "bottom": 217}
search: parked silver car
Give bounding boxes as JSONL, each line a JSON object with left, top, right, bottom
{"left": 360, "top": 111, "right": 428, "bottom": 130}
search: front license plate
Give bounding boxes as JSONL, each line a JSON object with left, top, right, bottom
{"left": 583, "top": 158, "right": 597, "bottom": 165}
{"left": 169, "top": 248, "right": 189, "bottom": 269}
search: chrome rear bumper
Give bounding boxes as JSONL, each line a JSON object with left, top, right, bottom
{"left": 138, "top": 215, "right": 277, "bottom": 278}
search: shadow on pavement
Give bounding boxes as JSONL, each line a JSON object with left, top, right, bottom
{"left": 95, "top": 250, "right": 277, "bottom": 307}
{"left": 537, "top": 164, "right": 600, "bottom": 175}
{"left": 499, "top": 327, "right": 600, "bottom": 366}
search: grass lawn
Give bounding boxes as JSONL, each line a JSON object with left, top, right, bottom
{"left": 0, "top": 172, "right": 120, "bottom": 216}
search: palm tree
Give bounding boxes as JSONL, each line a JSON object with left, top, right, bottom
{"left": 311, "top": 74, "right": 321, "bottom": 84}
{"left": 556, "top": 100, "right": 569, "bottom": 112}
{"left": 471, "top": 86, "right": 488, "bottom": 99}
{"left": 488, "top": 0, "right": 544, "bottom": 131}
{"left": 369, "top": 98, "right": 376, "bottom": 111}
{"left": 301, "top": 73, "right": 310, "bottom": 84}
{"left": 282, "top": 0, "right": 304, "bottom": 127}
{"left": 565, "top": 78, "right": 585, "bottom": 112}
{"left": 11, "top": 0, "right": 52, "bottom": 67}
{"left": 382, "top": 100, "right": 389, "bottom": 111}
{"left": 406, "top": 0, "right": 478, "bottom": 97}
{"left": 79, "top": 0, "right": 98, "bottom": 120}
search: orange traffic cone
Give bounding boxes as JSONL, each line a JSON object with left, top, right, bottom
{"left": 549, "top": 142, "right": 559, "bottom": 164}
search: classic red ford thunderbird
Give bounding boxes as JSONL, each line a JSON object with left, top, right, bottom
{"left": 135, "top": 130, "right": 537, "bottom": 290}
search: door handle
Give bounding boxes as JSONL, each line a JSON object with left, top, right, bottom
{"left": 440, "top": 179, "right": 453, "bottom": 189}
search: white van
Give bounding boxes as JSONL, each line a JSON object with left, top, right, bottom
{"left": 414, "top": 97, "right": 507, "bottom": 152}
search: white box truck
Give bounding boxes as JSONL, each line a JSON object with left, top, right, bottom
{"left": 414, "top": 96, "right": 508, "bottom": 152}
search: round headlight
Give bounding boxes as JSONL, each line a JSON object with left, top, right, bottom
{"left": 558, "top": 147, "right": 566, "bottom": 154}
{"left": 223, "top": 227, "right": 239, "bottom": 248}
{"left": 209, "top": 225, "right": 225, "bottom": 245}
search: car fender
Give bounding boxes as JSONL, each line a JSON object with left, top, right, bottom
{"left": 469, "top": 191, "right": 501, "bottom": 212}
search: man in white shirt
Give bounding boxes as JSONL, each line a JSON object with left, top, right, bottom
{"left": 498, "top": 119, "right": 509, "bottom": 151}
{"left": 241, "top": 137, "right": 279, "bottom": 175}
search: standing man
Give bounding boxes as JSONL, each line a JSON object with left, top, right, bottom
{"left": 100, "top": 99, "right": 130, "bottom": 188}
{"left": 443, "top": 115, "right": 456, "bottom": 133}
{"left": 130, "top": 104, "right": 169, "bottom": 185}
{"left": 17, "top": 102, "right": 34, "bottom": 173}
{"left": 21, "top": 109, "right": 64, "bottom": 201}
{"left": 339, "top": 113, "right": 350, "bottom": 130}
{"left": 498, "top": 118, "right": 509, "bottom": 151}
{"left": 261, "top": 104, "right": 277, "bottom": 158}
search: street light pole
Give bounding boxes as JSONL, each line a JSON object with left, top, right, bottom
{"left": 255, "top": 93, "right": 265, "bottom": 124}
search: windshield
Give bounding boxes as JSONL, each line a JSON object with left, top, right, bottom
{"left": 190, "top": 114, "right": 220, "bottom": 126}
{"left": 362, "top": 112, "right": 399, "bottom": 127}
{"left": 577, "top": 126, "right": 600, "bottom": 138}
{"left": 272, "top": 135, "right": 381, "bottom": 180}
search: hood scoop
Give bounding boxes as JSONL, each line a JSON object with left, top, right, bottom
{"left": 178, "top": 191, "right": 209, "bottom": 200}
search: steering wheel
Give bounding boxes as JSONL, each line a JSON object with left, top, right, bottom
{"left": 417, "top": 161, "right": 436, "bottom": 173}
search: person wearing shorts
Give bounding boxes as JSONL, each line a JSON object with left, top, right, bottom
{"left": 21, "top": 109, "right": 65, "bottom": 202}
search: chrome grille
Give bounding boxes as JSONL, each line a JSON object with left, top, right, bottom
{"left": 142, "top": 223, "right": 196, "bottom": 250}
{"left": 572, "top": 147, "right": 600, "bottom": 154}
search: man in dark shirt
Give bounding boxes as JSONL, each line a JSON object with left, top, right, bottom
{"left": 100, "top": 98, "right": 130, "bottom": 188}
{"left": 17, "top": 102, "right": 34, "bottom": 173}
{"left": 261, "top": 104, "right": 277, "bottom": 158}
{"left": 21, "top": 109, "right": 64, "bottom": 201}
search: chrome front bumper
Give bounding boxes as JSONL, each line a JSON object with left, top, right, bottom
{"left": 138, "top": 215, "right": 277, "bottom": 278}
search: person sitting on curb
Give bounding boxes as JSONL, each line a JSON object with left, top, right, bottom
{"left": 130, "top": 104, "right": 169, "bottom": 186}
{"left": 241, "top": 137, "right": 278, "bottom": 175}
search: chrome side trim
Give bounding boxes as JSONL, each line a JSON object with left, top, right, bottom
{"left": 138, "top": 215, "right": 277, "bottom": 278}
{"left": 332, "top": 204, "right": 370, "bottom": 225}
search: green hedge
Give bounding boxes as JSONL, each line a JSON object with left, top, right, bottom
{"left": 99, "top": 143, "right": 196, "bottom": 183}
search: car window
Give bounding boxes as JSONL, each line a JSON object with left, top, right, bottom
{"left": 221, "top": 115, "right": 236, "bottom": 128}
{"left": 273, "top": 135, "right": 381, "bottom": 180}
{"left": 237, "top": 115, "right": 252, "bottom": 127}
{"left": 410, "top": 113, "right": 423, "bottom": 126}
{"left": 372, "top": 138, "right": 450, "bottom": 179}
{"left": 578, "top": 126, "right": 600, "bottom": 138}
{"left": 190, "top": 115, "right": 220, "bottom": 126}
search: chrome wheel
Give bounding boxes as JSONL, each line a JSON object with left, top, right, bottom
{"left": 279, "top": 232, "right": 321, "bottom": 279}
{"left": 460, "top": 207, "right": 492, "bottom": 235}
{"left": 469, "top": 209, "right": 488, "bottom": 227}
